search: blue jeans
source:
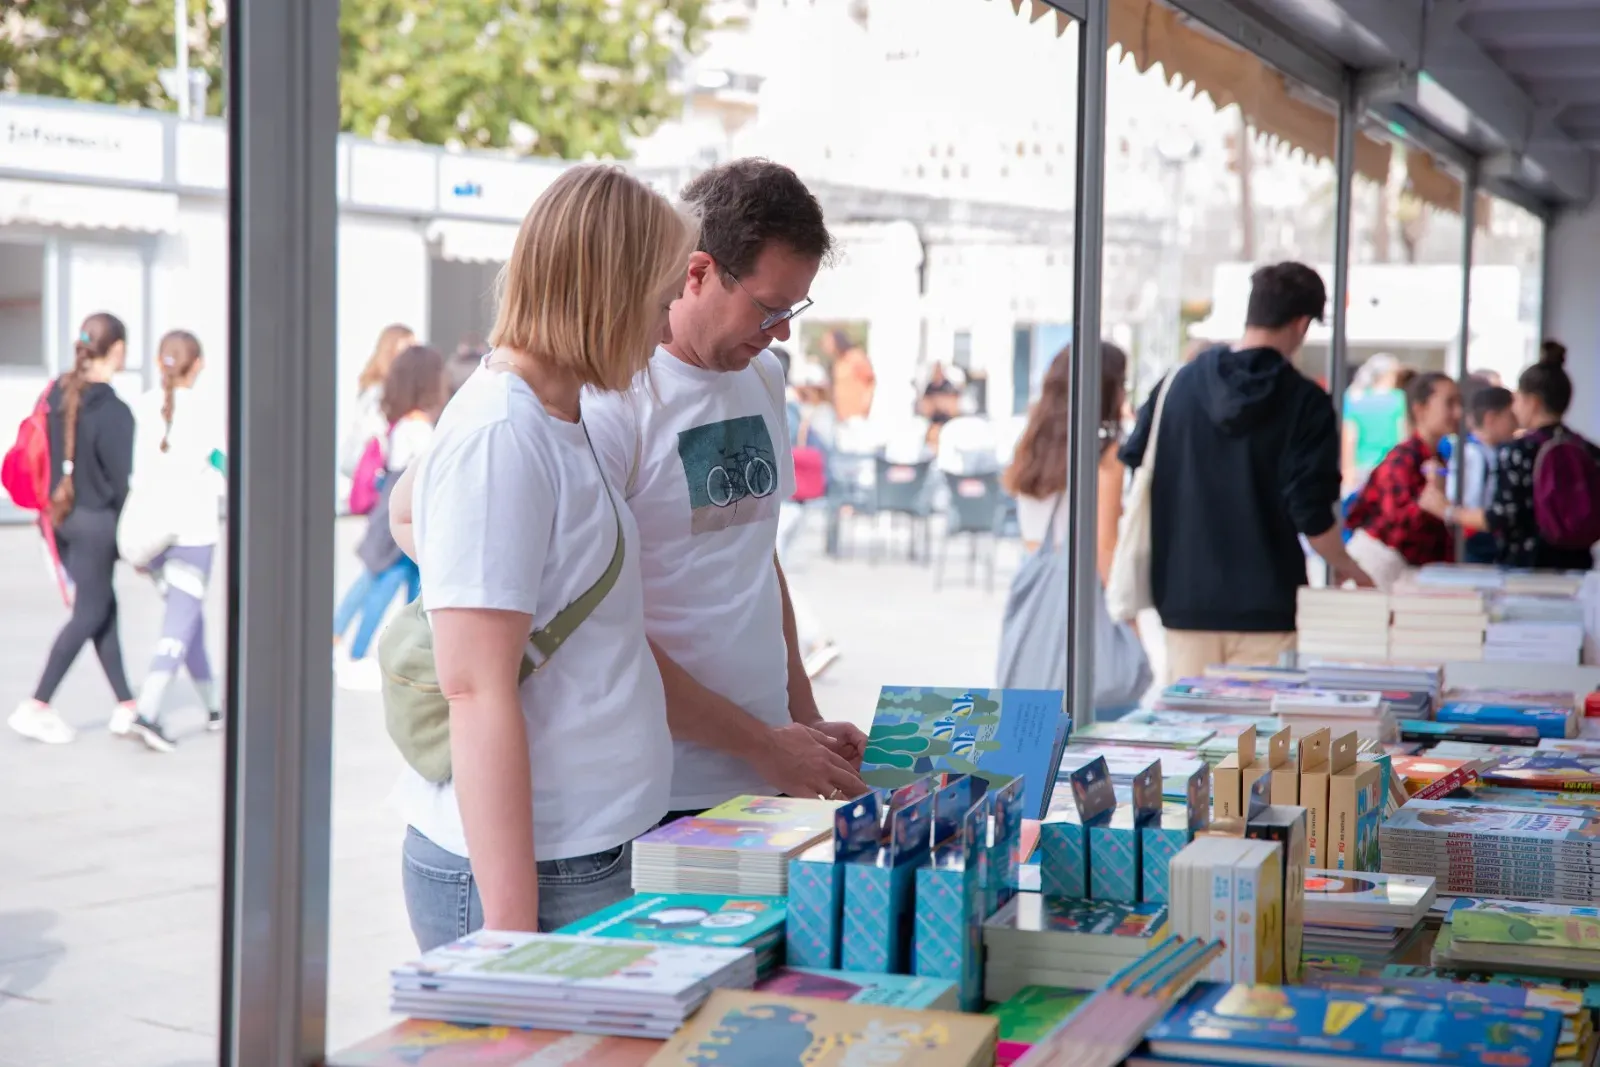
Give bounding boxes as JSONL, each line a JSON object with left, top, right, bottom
{"left": 338, "top": 559, "right": 420, "bottom": 660}
{"left": 401, "top": 826, "right": 635, "bottom": 952}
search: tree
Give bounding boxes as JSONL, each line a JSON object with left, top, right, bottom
{"left": 1, "top": 0, "right": 709, "bottom": 160}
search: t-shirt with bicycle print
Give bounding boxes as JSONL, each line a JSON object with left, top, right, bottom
{"left": 585, "top": 347, "right": 797, "bottom": 810}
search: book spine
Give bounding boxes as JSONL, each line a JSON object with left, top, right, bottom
{"left": 1233, "top": 857, "right": 1261, "bottom": 983}
{"left": 1209, "top": 859, "right": 1234, "bottom": 982}
{"left": 1410, "top": 765, "right": 1478, "bottom": 801}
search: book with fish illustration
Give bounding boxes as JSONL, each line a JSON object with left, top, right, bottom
{"left": 861, "top": 687, "right": 1068, "bottom": 818}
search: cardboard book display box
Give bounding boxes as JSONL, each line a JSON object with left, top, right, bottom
{"left": 1212, "top": 725, "right": 1256, "bottom": 824}
{"left": 841, "top": 779, "right": 935, "bottom": 974}
{"left": 1142, "top": 764, "right": 1210, "bottom": 904}
{"left": 1328, "top": 733, "right": 1382, "bottom": 872}
{"left": 1245, "top": 795, "right": 1309, "bottom": 983}
{"left": 1088, "top": 762, "right": 1164, "bottom": 904}
{"left": 1297, "top": 728, "right": 1332, "bottom": 868}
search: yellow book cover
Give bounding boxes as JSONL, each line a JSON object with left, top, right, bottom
{"left": 648, "top": 989, "right": 998, "bottom": 1067}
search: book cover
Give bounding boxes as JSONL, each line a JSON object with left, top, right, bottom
{"left": 1382, "top": 964, "right": 1600, "bottom": 1010}
{"left": 1247, "top": 805, "right": 1308, "bottom": 983}
{"left": 1400, "top": 719, "right": 1541, "bottom": 746}
{"left": 1303, "top": 974, "right": 1586, "bottom": 1018}
{"left": 1382, "top": 797, "right": 1600, "bottom": 840}
{"left": 1481, "top": 753, "right": 1600, "bottom": 793}
{"left": 330, "top": 1020, "right": 659, "bottom": 1067}
{"left": 1437, "top": 702, "right": 1574, "bottom": 739}
{"left": 1304, "top": 870, "right": 1435, "bottom": 913}
{"left": 1146, "top": 982, "right": 1561, "bottom": 1066}
{"left": 558, "top": 894, "right": 786, "bottom": 951}
{"left": 755, "top": 968, "right": 958, "bottom": 1010}
{"left": 1452, "top": 910, "right": 1600, "bottom": 951}
{"left": 647, "top": 989, "right": 998, "bottom": 1067}
{"left": 637, "top": 797, "right": 837, "bottom": 854}
{"left": 987, "top": 985, "right": 1088, "bottom": 1063}
{"left": 393, "top": 932, "right": 749, "bottom": 995}
{"left": 986, "top": 893, "right": 1169, "bottom": 941}
{"left": 860, "top": 687, "right": 1066, "bottom": 819}
{"left": 1070, "top": 721, "right": 1216, "bottom": 749}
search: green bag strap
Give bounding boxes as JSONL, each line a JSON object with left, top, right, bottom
{"left": 519, "top": 423, "right": 625, "bottom": 681}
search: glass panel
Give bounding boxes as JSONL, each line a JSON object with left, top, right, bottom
{"left": 0, "top": 64, "right": 228, "bottom": 1067}
{"left": 1469, "top": 195, "right": 1545, "bottom": 385}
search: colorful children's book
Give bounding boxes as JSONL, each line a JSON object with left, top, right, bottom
{"left": 1436, "top": 701, "right": 1576, "bottom": 739}
{"left": 1383, "top": 963, "right": 1600, "bottom": 1010}
{"left": 755, "top": 967, "right": 959, "bottom": 1010}
{"left": 1302, "top": 870, "right": 1436, "bottom": 925}
{"left": 1480, "top": 753, "right": 1600, "bottom": 792}
{"left": 632, "top": 795, "right": 840, "bottom": 895}
{"left": 1145, "top": 981, "right": 1562, "bottom": 1066}
{"left": 861, "top": 687, "right": 1068, "bottom": 818}
{"left": 648, "top": 989, "right": 999, "bottom": 1067}
{"left": 1069, "top": 721, "right": 1215, "bottom": 750}
{"left": 557, "top": 894, "right": 786, "bottom": 954}
{"left": 329, "top": 1020, "right": 659, "bottom": 1067}
{"left": 986, "top": 986, "right": 1089, "bottom": 1066}
{"left": 1399, "top": 719, "right": 1541, "bottom": 746}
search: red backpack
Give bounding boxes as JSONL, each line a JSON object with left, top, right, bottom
{"left": 1533, "top": 427, "right": 1600, "bottom": 551}
{"left": 791, "top": 414, "right": 826, "bottom": 503}
{"left": 1, "top": 384, "right": 54, "bottom": 512}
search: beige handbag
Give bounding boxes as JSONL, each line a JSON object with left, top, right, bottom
{"left": 1106, "top": 367, "right": 1182, "bottom": 622}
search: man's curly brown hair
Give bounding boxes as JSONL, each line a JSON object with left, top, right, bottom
{"left": 681, "top": 158, "right": 833, "bottom": 279}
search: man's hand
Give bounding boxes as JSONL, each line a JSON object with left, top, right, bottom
{"left": 810, "top": 720, "right": 868, "bottom": 768}
{"left": 1419, "top": 482, "right": 1451, "bottom": 519}
{"left": 1338, "top": 562, "right": 1377, "bottom": 589}
{"left": 751, "top": 722, "right": 869, "bottom": 801}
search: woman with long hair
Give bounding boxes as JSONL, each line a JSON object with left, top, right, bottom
{"left": 340, "top": 322, "right": 416, "bottom": 481}
{"left": 1343, "top": 372, "right": 1460, "bottom": 590}
{"left": 1423, "top": 341, "right": 1600, "bottom": 570}
{"left": 114, "top": 331, "right": 227, "bottom": 751}
{"left": 1005, "top": 341, "right": 1129, "bottom": 583}
{"left": 335, "top": 344, "right": 448, "bottom": 690}
{"left": 384, "top": 165, "right": 698, "bottom": 946}
{"left": 9, "top": 314, "right": 137, "bottom": 745}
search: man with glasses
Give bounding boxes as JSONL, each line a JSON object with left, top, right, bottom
{"left": 584, "top": 158, "right": 869, "bottom": 817}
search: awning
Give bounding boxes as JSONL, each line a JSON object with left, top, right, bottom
{"left": 426, "top": 219, "right": 519, "bottom": 264}
{"left": 989, "top": 0, "right": 1478, "bottom": 220}
{"left": 0, "top": 179, "right": 179, "bottom": 233}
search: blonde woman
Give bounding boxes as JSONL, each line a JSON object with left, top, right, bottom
{"left": 387, "top": 165, "right": 698, "bottom": 948}
{"left": 341, "top": 322, "right": 415, "bottom": 480}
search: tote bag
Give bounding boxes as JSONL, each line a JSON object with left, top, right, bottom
{"left": 1106, "top": 366, "right": 1181, "bottom": 622}
{"left": 997, "top": 497, "right": 1152, "bottom": 711}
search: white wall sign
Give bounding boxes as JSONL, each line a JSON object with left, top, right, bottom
{"left": 349, "top": 143, "right": 436, "bottom": 212}
{"left": 436, "top": 153, "right": 563, "bottom": 222}
{"left": 0, "top": 101, "right": 165, "bottom": 184}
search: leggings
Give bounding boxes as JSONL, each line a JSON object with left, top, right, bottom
{"left": 35, "top": 507, "right": 133, "bottom": 704}
{"left": 136, "top": 545, "right": 215, "bottom": 722}
{"left": 337, "top": 559, "right": 420, "bottom": 660}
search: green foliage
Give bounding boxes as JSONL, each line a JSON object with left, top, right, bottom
{"left": 2, "top": 0, "right": 709, "bottom": 159}
{"left": 0, "top": 0, "right": 226, "bottom": 114}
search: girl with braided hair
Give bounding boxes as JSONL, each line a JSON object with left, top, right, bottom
{"left": 9, "top": 313, "right": 136, "bottom": 745}
{"left": 114, "top": 330, "right": 226, "bottom": 751}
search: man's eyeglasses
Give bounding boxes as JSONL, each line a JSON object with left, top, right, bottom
{"left": 727, "top": 270, "right": 813, "bottom": 332}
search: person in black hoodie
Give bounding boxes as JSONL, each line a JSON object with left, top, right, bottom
{"left": 1120, "top": 263, "right": 1373, "bottom": 683}
{"left": 9, "top": 313, "right": 137, "bottom": 745}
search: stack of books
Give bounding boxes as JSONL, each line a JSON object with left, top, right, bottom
{"left": 1478, "top": 752, "right": 1600, "bottom": 792}
{"left": 1380, "top": 796, "right": 1600, "bottom": 904}
{"left": 1295, "top": 587, "right": 1391, "bottom": 661}
{"left": 1300, "top": 869, "right": 1435, "bottom": 965}
{"left": 1436, "top": 694, "right": 1579, "bottom": 739}
{"left": 1140, "top": 981, "right": 1562, "bottom": 1066}
{"left": 1433, "top": 907, "right": 1600, "bottom": 983}
{"left": 1387, "top": 755, "right": 1485, "bottom": 798}
{"left": 1156, "top": 678, "right": 1293, "bottom": 715}
{"left": 652, "top": 988, "right": 998, "bottom": 1067}
{"left": 1387, "top": 583, "right": 1488, "bottom": 663}
{"left": 1271, "top": 689, "right": 1397, "bottom": 744}
{"left": 555, "top": 893, "right": 787, "bottom": 977}
{"left": 631, "top": 796, "right": 838, "bottom": 895}
{"left": 388, "top": 931, "right": 755, "bottom": 1037}
{"left": 1167, "top": 836, "right": 1285, "bottom": 984}
{"left": 982, "top": 894, "right": 1170, "bottom": 1000}
{"left": 1068, "top": 721, "right": 1215, "bottom": 750}
{"left": 1484, "top": 620, "right": 1585, "bottom": 664}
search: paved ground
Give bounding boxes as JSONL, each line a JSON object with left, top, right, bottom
{"left": 0, "top": 511, "right": 1025, "bottom": 1066}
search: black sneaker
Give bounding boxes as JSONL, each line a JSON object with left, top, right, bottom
{"left": 131, "top": 715, "right": 177, "bottom": 753}
{"left": 207, "top": 708, "right": 224, "bottom": 732}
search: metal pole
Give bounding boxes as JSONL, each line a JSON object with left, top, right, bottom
{"left": 1451, "top": 160, "right": 1479, "bottom": 533}
{"left": 220, "top": 1, "right": 338, "bottom": 1064}
{"left": 1328, "top": 75, "right": 1357, "bottom": 421}
{"left": 1067, "top": 0, "right": 1108, "bottom": 726}
{"left": 175, "top": 0, "right": 190, "bottom": 119}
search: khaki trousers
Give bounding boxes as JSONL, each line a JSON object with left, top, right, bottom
{"left": 1164, "top": 629, "right": 1298, "bottom": 686}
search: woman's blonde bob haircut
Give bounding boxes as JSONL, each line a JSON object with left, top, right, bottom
{"left": 489, "top": 165, "right": 698, "bottom": 392}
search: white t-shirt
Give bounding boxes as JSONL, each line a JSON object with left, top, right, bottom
{"left": 584, "top": 348, "right": 796, "bottom": 810}
{"left": 387, "top": 413, "right": 434, "bottom": 472}
{"left": 391, "top": 366, "right": 672, "bottom": 860}
{"left": 1017, "top": 493, "right": 1066, "bottom": 547}
{"left": 131, "top": 386, "right": 226, "bottom": 547}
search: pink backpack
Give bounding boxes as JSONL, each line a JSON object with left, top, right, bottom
{"left": 348, "top": 434, "right": 386, "bottom": 516}
{"left": 1533, "top": 427, "right": 1600, "bottom": 551}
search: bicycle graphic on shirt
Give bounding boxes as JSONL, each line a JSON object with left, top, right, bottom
{"left": 705, "top": 442, "right": 776, "bottom": 508}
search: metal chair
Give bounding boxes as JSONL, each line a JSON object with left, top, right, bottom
{"left": 936, "top": 470, "right": 1007, "bottom": 591}
{"left": 872, "top": 456, "right": 935, "bottom": 564}
{"left": 825, "top": 450, "right": 878, "bottom": 559}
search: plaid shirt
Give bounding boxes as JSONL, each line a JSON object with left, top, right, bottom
{"left": 1345, "top": 435, "right": 1453, "bottom": 566}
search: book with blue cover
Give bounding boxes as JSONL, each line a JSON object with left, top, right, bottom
{"left": 861, "top": 687, "right": 1068, "bottom": 818}
{"left": 1145, "top": 981, "right": 1562, "bottom": 1065}
{"left": 1481, "top": 753, "right": 1600, "bottom": 793}
{"left": 555, "top": 893, "right": 785, "bottom": 974}
{"left": 1436, "top": 701, "right": 1576, "bottom": 739}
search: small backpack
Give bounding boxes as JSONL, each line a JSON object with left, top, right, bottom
{"left": 1, "top": 384, "right": 54, "bottom": 512}
{"left": 348, "top": 433, "right": 386, "bottom": 515}
{"left": 791, "top": 414, "right": 826, "bottom": 503}
{"left": 1533, "top": 427, "right": 1600, "bottom": 551}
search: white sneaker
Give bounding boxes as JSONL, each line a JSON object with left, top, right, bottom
{"left": 9, "top": 701, "right": 76, "bottom": 745}
{"left": 108, "top": 701, "right": 137, "bottom": 736}
{"left": 337, "top": 656, "right": 383, "bottom": 692}
{"left": 803, "top": 641, "right": 841, "bottom": 680}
